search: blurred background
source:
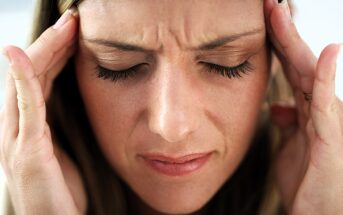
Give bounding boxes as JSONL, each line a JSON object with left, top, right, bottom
{"left": 0, "top": 0, "right": 343, "bottom": 211}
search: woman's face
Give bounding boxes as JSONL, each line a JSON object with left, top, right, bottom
{"left": 75, "top": 0, "right": 269, "bottom": 214}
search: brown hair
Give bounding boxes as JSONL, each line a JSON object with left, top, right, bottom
{"left": 5, "top": 0, "right": 293, "bottom": 214}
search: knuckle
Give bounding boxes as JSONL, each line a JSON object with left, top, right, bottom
{"left": 17, "top": 96, "right": 30, "bottom": 112}
{"left": 11, "top": 149, "right": 37, "bottom": 176}
{"left": 11, "top": 156, "right": 23, "bottom": 171}
{"left": 17, "top": 94, "right": 45, "bottom": 113}
{"left": 10, "top": 156, "right": 27, "bottom": 176}
{"left": 311, "top": 100, "right": 326, "bottom": 115}
{"left": 329, "top": 102, "right": 339, "bottom": 115}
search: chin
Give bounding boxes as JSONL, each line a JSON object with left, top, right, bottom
{"left": 131, "top": 179, "right": 221, "bottom": 215}
{"left": 145, "top": 195, "right": 209, "bottom": 215}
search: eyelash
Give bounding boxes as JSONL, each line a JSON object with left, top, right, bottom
{"left": 200, "top": 61, "right": 253, "bottom": 79}
{"left": 96, "top": 64, "right": 142, "bottom": 82}
{"left": 96, "top": 61, "right": 253, "bottom": 83}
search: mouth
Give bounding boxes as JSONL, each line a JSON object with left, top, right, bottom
{"left": 139, "top": 152, "right": 213, "bottom": 177}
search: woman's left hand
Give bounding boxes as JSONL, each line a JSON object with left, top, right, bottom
{"left": 264, "top": 0, "right": 343, "bottom": 214}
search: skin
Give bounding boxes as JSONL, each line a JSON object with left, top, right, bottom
{"left": 75, "top": 0, "right": 269, "bottom": 214}
{"left": 0, "top": 0, "right": 342, "bottom": 214}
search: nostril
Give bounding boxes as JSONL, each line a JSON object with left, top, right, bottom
{"left": 161, "top": 125, "right": 192, "bottom": 143}
{"left": 148, "top": 112, "right": 196, "bottom": 143}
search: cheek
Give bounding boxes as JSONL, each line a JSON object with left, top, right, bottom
{"left": 204, "top": 51, "right": 270, "bottom": 176}
{"left": 207, "top": 48, "right": 270, "bottom": 144}
{"left": 75, "top": 55, "right": 140, "bottom": 172}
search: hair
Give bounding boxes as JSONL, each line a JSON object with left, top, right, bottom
{"left": 4, "top": 0, "right": 294, "bottom": 214}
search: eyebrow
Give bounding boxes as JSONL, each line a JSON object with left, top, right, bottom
{"left": 82, "top": 27, "right": 265, "bottom": 52}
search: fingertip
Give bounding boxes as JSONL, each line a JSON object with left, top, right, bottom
{"left": 69, "top": 6, "right": 79, "bottom": 19}
{"left": 323, "top": 43, "right": 341, "bottom": 54}
{"left": 270, "top": 3, "right": 292, "bottom": 36}
{"left": 1, "top": 46, "right": 9, "bottom": 56}
{"left": 6, "top": 46, "right": 30, "bottom": 66}
{"left": 318, "top": 43, "right": 341, "bottom": 71}
{"left": 264, "top": 0, "right": 277, "bottom": 19}
{"left": 3, "top": 45, "right": 25, "bottom": 66}
{"left": 52, "top": 7, "right": 79, "bottom": 36}
{"left": 54, "top": 12, "right": 79, "bottom": 42}
{"left": 312, "top": 43, "right": 341, "bottom": 115}
{"left": 5, "top": 46, "right": 35, "bottom": 80}
{"left": 2, "top": 46, "right": 12, "bottom": 65}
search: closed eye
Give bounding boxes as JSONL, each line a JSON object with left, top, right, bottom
{"left": 95, "top": 61, "right": 254, "bottom": 83}
{"left": 200, "top": 61, "right": 254, "bottom": 79}
{"left": 96, "top": 64, "right": 145, "bottom": 82}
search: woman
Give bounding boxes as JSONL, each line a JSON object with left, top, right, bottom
{"left": 1, "top": 0, "right": 342, "bottom": 214}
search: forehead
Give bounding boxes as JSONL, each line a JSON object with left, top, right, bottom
{"left": 78, "top": 0, "right": 265, "bottom": 49}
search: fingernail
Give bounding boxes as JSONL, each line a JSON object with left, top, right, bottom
{"left": 277, "top": 0, "right": 292, "bottom": 22}
{"left": 2, "top": 48, "right": 13, "bottom": 65}
{"left": 278, "top": 0, "right": 289, "bottom": 8}
{"left": 53, "top": 7, "right": 76, "bottom": 29}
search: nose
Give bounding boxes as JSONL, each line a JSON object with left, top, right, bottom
{"left": 147, "top": 63, "right": 200, "bottom": 143}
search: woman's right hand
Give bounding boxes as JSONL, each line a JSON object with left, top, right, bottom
{"left": 0, "top": 8, "right": 87, "bottom": 214}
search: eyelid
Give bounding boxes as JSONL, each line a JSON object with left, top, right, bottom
{"left": 93, "top": 50, "right": 155, "bottom": 64}
{"left": 200, "top": 61, "right": 243, "bottom": 68}
{"left": 200, "top": 53, "right": 254, "bottom": 67}
{"left": 98, "top": 63, "right": 147, "bottom": 73}
{"left": 196, "top": 43, "right": 263, "bottom": 64}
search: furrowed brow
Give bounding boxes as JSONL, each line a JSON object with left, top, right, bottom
{"left": 82, "top": 38, "right": 153, "bottom": 52}
{"left": 196, "top": 28, "right": 265, "bottom": 50}
{"left": 82, "top": 27, "right": 265, "bottom": 52}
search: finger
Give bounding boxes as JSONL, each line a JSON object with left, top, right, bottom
{"left": 280, "top": 61, "right": 301, "bottom": 90}
{"left": 2, "top": 73, "right": 19, "bottom": 139}
{"left": 39, "top": 43, "right": 76, "bottom": 99}
{"left": 25, "top": 7, "right": 78, "bottom": 78}
{"left": 312, "top": 44, "right": 342, "bottom": 143}
{"left": 0, "top": 72, "right": 20, "bottom": 165}
{"left": 3, "top": 46, "right": 46, "bottom": 145}
{"left": 264, "top": 0, "right": 276, "bottom": 24}
{"left": 45, "top": 39, "right": 76, "bottom": 73}
{"left": 267, "top": 0, "right": 317, "bottom": 93}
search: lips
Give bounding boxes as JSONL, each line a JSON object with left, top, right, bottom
{"left": 139, "top": 152, "right": 212, "bottom": 176}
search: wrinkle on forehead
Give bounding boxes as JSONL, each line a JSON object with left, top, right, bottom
{"left": 78, "top": 0, "right": 265, "bottom": 51}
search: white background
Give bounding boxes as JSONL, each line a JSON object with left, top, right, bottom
{"left": 0, "top": 0, "right": 343, "bottom": 211}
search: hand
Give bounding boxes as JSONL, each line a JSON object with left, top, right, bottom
{"left": 264, "top": 0, "right": 343, "bottom": 214}
{"left": 0, "top": 8, "right": 86, "bottom": 214}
